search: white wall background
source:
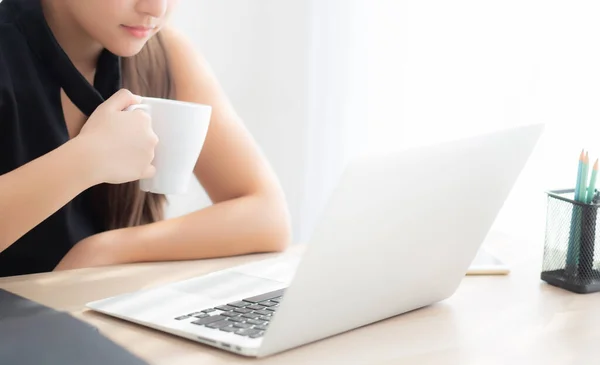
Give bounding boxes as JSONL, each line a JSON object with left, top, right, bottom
{"left": 167, "top": 1, "right": 367, "bottom": 243}
{"left": 367, "top": 0, "right": 600, "bottom": 244}
{"left": 167, "top": 0, "right": 600, "bottom": 247}
{"left": 166, "top": 1, "right": 311, "bottom": 242}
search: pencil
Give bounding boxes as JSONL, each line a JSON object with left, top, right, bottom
{"left": 574, "top": 149, "right": 585, "bottom": 201}
{"left": 578, "top": 152, "right": 590, "bottom": 202}
{"left": 567, "top": 149, "right": 585, "bottom": 275}
{"left": 587, "top": 159, "right": 599, "bottom": 204}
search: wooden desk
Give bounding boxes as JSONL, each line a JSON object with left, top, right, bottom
{"left": 1, "top": 231, "right": 600, "bottom": 365}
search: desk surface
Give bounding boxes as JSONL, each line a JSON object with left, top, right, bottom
{"left": 1, "top": 231, "right": 599, "bottom": 365}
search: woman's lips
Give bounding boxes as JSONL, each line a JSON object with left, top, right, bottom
{"left": 121, "top": 25, "right": 154, "bottom": 38}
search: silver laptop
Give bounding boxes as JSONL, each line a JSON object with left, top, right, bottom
{"left": 86, "top": 124, "right": 543, "bottom": 357}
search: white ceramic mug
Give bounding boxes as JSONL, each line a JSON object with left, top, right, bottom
{"left": 125, "top": 97, "right": 212, "bottom": 194}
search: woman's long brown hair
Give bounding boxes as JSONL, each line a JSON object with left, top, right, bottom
{"left": 95, "top": 32, "right": 173, "bottom": 230}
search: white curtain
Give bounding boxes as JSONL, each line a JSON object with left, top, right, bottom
{"left": 299, "top": 0, "right": 369, "bottom": 242}
{"left": 367, "top": 0, "right": 600, "bottom": 243}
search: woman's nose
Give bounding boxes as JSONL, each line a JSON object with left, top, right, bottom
{"left": 136, "top": 0, "right": 168, "bottom": 19}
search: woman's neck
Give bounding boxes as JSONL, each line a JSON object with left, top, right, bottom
{"left": 41, "top": 0, "right": 103, "bottom": 82}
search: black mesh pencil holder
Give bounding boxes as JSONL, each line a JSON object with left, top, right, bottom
{"left": 541, "top": 189, "right": 600, "bottom": 294}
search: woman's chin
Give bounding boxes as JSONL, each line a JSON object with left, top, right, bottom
{"left": 103, "top": 38, "right": 150, "bottom": 58}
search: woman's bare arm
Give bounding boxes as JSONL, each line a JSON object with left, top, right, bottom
{"left": 0, "top": 138, "right": 96, "bottom": 252}
{"left": 1, "top": 89, "right": 160, "bottom": 255}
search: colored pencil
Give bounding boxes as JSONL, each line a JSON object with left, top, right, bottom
{"left": 587, "top": 159, "right": 599, "bottom": 204}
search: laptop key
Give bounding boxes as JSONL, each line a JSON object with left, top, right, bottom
{"left": 246, "top": 319, "right": 267, "bottom": 326}
{"left": 220, "top": 311, "right": 240, "bottom": 318}
{"left": 271, "top": 297, "right": 282, "bottom": 303}
{"left": 175, "top": 315, "right": 191, "bottom": 320}
{"left": 192, "top": 315, "right": 226, "bottom": 326}
{"left": 202, "top": 308, "right": 216, "bottom": 314}
{"left": 242, "top": 289, "right": 286, "bottom": 303}
{"left": 254, "top": 325, "right": 268, "bottom": 331}
{"left": 258, "top": 301, "right": 277, "bottom": 307}
{"left": 235, "top": 328, "right": 263, "bottom": 337}
{"left": 227, "top": 301, "right": 249, "bottom": 308}
{"left": 266, "top": 306, "right": 278, "bottom": 312}
{"left": 259, "top": 316, "right": 271, "bottom": 321}
{"left": 246, "top": 304, "right": 265, "bottom": 311}
{"left": 233, "top": 322, "right": 252, "bottom": 329}
{"left": 241, "top": 313, "right": 260, "bottom": 319}
{"left": 206, "top": 320, "right": 231, "bottom": 329}
{"left": 193, "top": 313, "right": 209, "bottom": 318}
{"left": 220, "top": 326, "right": 237, "bottom": 333}
{"left": 233, "top": 308, "right": 252, "bottom": 314}
{"left": 215, "top": 305, "right": 235, "bottom": 312}
{"left": 226, "top": 317, "right": 245, "bottom": 323}
{"left": 249, "top": 331, "right": 265, "bottom": 339}
{"left": 254, "top": 310, "right": 271, "bottom": 316}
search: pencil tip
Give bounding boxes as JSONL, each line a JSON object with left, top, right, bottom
{"left": 594, "top": 159, "right": 599, "bottom": 170}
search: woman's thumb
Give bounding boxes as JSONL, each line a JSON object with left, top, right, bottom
{"left": 102, "top": 89, "right": 142, "bottom": 111}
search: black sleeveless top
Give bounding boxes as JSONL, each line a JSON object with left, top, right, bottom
{"left": 0, "top": 0, "right": 121, "bottom": 277}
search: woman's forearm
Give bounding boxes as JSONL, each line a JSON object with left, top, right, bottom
{"left": 112, "top": 193, "right": 292, "bottom": 263}
{"left": 0, "top": 138, "right": 97, "bottom": 253}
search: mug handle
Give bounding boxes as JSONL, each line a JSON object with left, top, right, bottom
{"left": 124, "top": 104, "right": 151, "bottom": 113}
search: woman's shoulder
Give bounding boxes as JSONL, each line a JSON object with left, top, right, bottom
{"left": 159, "top": 25, "right": 192, "bottom": 48}
{"left": 159, "top": 25, "right": 210, "bottom": 67}
{"left": 157, "top": 26, "right": 217, "bottom": 100}
{"left": 158, "top": 25, "right": 198, "bottom": 71}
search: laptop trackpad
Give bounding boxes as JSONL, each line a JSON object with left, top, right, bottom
{"left": 169, "top": 271, "right": 286, "bottom": 302}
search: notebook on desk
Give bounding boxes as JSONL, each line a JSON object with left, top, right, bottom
{"left": 467, "top": 248, "right": 510, "bottom": 275}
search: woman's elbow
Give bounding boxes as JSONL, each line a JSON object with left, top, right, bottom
{"left": 271, "top": 217, "right": 292, "bottom": 253}
{"left": 259, "top": 194, "right": 292, "bottom": 253}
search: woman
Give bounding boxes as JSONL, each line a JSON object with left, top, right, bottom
{"left": 0, "top": 0, "right": 292, "bottom": 277}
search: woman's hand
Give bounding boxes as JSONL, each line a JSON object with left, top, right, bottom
{"left": 73, "top": 89, "right": 159, "bottom": 185}
{"left": 53, "top": 232, "right": 126, "bottom": 271}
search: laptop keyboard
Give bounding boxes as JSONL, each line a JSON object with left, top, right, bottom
{"left": 173, "top": 288, "right": 285, "bottom": 339}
